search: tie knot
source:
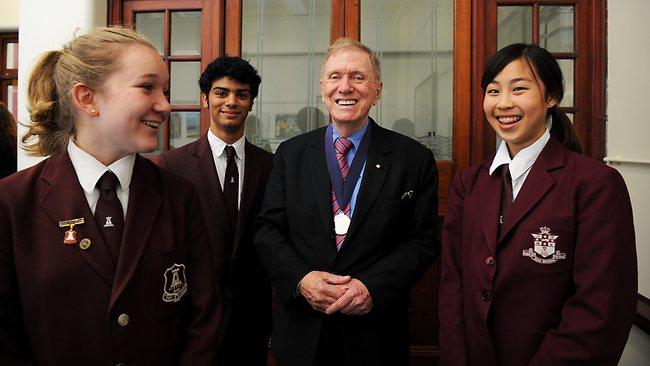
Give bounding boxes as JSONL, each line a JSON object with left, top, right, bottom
{"left": 334, "top": 137, "right": 353, "bottom": 155}
{"left": 225, "top": 145, "right": 236, "bottom": 160}
{"left": 97, "top": 171, "right": 119, "bottom": 192}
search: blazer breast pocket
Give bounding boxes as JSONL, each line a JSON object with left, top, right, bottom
{"left": 514, "top": 217, "right": 575, "bottom": 277}
{"left": 143, "top": 244, "right": 190, "bottom": 319}
{"left": 380, "top": 199, "right": 413, "bottom": 213}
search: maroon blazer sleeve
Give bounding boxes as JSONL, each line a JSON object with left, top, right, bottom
{"left": 0, "top": 190, "right": 31, "bottom": 365}
{"left": 528, "top": 167, "right": 637, "bottom": 365}
{"left": 180, "top": 185, "right": 223, "bottom": 365}
{"left": 439, "top": 170, "right": 470, "bottom": 366}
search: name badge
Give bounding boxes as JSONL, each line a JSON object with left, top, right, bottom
{"left": 334, "top": 212, "right": 351, "bottom": 235}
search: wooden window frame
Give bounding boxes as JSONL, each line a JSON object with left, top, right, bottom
{"left": 110, "top": 0, "right": 223, "bottom": 150}
{"left": 0, "top": 32, "right": 19, "bottom": 112}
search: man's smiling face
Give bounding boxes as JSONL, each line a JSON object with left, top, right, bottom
{"left": 320, "top": 47, "right": 382, "bottom": 130}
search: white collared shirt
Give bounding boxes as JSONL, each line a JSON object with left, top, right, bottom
{"left": 67, "top": 139, "right": 135, "bottom": 216}
{"left": 489, "top": 129, "right": 550, "bottom": 200}
{"left": 207, "top": 129, "right": 245, "bottom": 208}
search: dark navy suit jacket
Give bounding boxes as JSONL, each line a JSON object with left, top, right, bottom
{"left": 255, "top": 120, "right": 439, "bottom": 366}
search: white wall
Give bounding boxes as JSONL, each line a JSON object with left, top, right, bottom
{"left": 607, "top": 0, "right": 650, "bottom": 298}
{"left": 0, "top": 0, "right": 19, "bottom": 31}
{"left": 607, "top": 0, "right": 650, "bottom": 364}
{"left": 17, "top": 0, "right": 107, "bottom": 170}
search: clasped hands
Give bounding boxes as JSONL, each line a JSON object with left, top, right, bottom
{"left": 298, "top": 270, "right": 372, "bottom": 315}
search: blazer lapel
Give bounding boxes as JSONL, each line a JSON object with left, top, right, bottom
{"left": 195, "top": 135, "right": 233, "bottom": 239}
{"left": 499, "top": 137, "right": 565, "bottom": 242}
{"left": 345, "top": 121, "right": 390, "bottom": 243}
{"left": 479, "top": 162, "right": 502, "bottom": 256}
{"left": 110, "top": 156, "right": 162, "bottom": 309}
{"left": 40, "top": 155, "right": 115, "bottom": 284}
{"left": 309, "top": 128, "right": 337, "bottom": 244}
{"left": 233, "top": 141, "right": 263, "bottom": 254}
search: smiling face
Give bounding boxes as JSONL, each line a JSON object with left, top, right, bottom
{"left": 483, "top": 58, "right": 556, "bottom": 157}
{"left": 320, "top": 47, "right": 382, "bottom": 134}
{"left": 78, "top": 43, "right": 170, "bottom": 164}
{"left": 203, "top": 76, "right": 253, "bottom": 143}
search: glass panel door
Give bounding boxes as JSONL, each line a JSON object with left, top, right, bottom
{"left": 540, "top": 6, "right": 574, "bottom": 52}
{"left": 361, "top": 0, "right": 454, "bottom": 161}
{"left": 242, "top": 0, "right": 331, "bottom": 152}
{"left": 497, "top": 6, "right": 532, "bottom": 49}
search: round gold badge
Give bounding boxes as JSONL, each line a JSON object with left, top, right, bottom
{"left": 79, "top": 238, "right": 92, "bottom": 250}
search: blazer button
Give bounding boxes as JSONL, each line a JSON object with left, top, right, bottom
{"left": 481, "top": 290, "right": 491, "bottom": 302}
{"left": 226, "top": 290, "right": 234, "bottom": 298}
{"left": 485, "top": 256, "right": 495, "bottom": 266}
{"left": 117, "top": 313, "right": 130, "bottom": 327}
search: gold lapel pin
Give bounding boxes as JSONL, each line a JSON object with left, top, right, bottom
{"left": 79, "top": 238, "right": 92, "bottom": 250}
{"left": 59, "top": 218, "right": 85, "bottom": 245}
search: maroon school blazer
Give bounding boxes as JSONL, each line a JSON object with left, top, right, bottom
{"left": 0, "top": 154, "right": 221, "bottom": 365}
{"left": 439, "top": 137, "right": 637, "bottom": 366}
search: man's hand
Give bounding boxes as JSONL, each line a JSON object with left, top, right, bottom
{"left": 298, "top": 271, "right": 351, "bottom": 313}
{"left": 325, "top": 278, "right": 372, "bottom": 316}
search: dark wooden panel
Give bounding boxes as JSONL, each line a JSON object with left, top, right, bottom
{"left": 344, "top": 0, "right": 360, "bottom": 39}
{"left": 331, "top": 0, "right": 345, "bottom": 42}
{"left": 409, "top": 257, "right": 441, "bottom": 364}
{"left": 636, "top": 294, "right": 650, "bottom": 334}
{"left": 224, "top": 0, "right": 241, "bottom": 57}
{"left": 589, "top": 0, "right": 606, "bottom": 160}
{"left": 454, "top": 0, "right": 472, "bottom": 172}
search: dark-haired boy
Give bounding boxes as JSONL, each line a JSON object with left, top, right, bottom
{"left": 158, "top": 56, "right": 273, "bottom": 365}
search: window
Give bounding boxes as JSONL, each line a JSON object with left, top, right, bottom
{"left": 0, "top": 33, "right": 18, "bottom": 118}
{"left": 119, "top": 0, "right": 221, "bottom": 152}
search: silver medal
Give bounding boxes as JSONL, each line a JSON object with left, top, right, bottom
{"left": 334, "top": 212, "right": 351, "bottom": 235}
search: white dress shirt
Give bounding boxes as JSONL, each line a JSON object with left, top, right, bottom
{"left": 67, "top": 139, "right": 135, "bottom": 216}
{"left": 207, "top": 129, "right": 245, "bottom": 208}
{"left": 489, "top": 129, "right": 550, "bottom": 200}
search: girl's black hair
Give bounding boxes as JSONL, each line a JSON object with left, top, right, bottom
{"left": 481, "top": 43, "right": 582, "bottom": 153}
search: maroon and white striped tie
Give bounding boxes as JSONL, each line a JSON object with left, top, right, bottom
{"left": 333, "top": 137, "right": 353, "bottom": 250}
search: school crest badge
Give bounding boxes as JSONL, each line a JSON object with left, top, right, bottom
{"left": 162, "top": 263, "right": 188, "bottom": 303}
{"left": 522, "top": 226, "right": 566, "bottom": 264}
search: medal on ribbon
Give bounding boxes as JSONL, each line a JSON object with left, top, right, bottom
{"left": 334, "top": 212, "right": 351, "bottom": 235}
{"left": 59, "top": 218, "right": 85, "bottom": 245}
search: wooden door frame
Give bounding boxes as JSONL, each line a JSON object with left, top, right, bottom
{"left": 224, "top": 0, "right": 241, "bottom": 56}
{"left": 331, "top": 0, "right": 360, "bottom": 41}
{"left": 329, "top": 2, "right": 471, "bottom": 361}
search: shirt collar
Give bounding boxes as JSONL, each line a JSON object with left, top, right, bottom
{"left": 207, "top": 129, "right": 246, "bottom": 159}
{"left": 331, "top": 119, "right": 369, "bottom": 150}
{"left": 489, "top": 129, "right": 550, "bottom": 179}
{"left": 67, "top": 139, "right": 135, "bottom": 193}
